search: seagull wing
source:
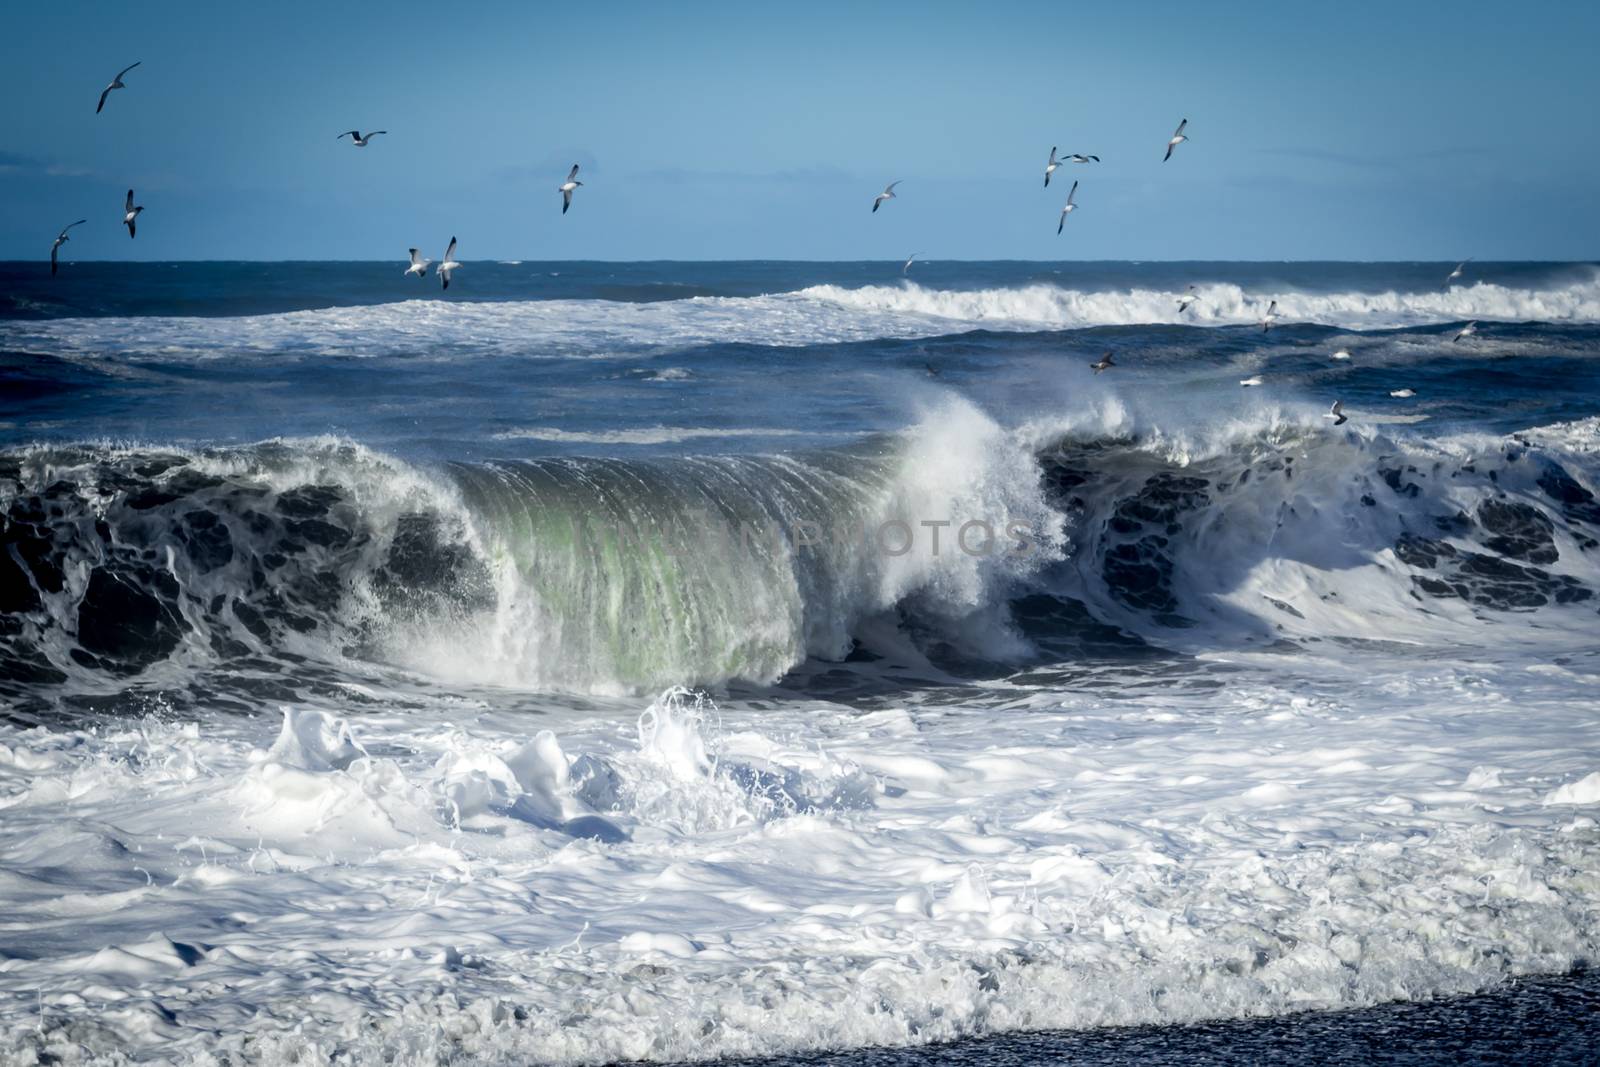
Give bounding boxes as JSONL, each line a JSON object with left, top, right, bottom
{"left": 1067, "top": 180, "right": 1077, "bottom": 207}
{"left": 60, "top": 219, "right": 87, "bottom": 239}
{"left": 567, "top": 164, "right": 580, "bottom": 182}
{"left": 1089, "top": 155, "right": 1099, "bottom": 162}
{"left": 96, "top": 86, "right": 112, "bottom": 113}
{"left": 409, "top": 248, "right": 425, "bottom": 267}
{"left": 444, "top": 236, "right": 457, "bottom": 262}
{"left": 337, "top": 131, "right": 357, "bottom": 141}
{"left": 884, "top": 181, "right": 901, "bottom": 195}
{"left": 125, "top": 189, "right": 134, "bottom": 213}
{"left": 51, "top": 242, "right": 60, "bottom": 275}
{"left": 562, "top": 188, "right": 572, "bottom": 213}
{"left": 117, "top": 61, "right": 141, "bottom": 80}
{"left": 1174, "top": 118, "right": 1187, "bottom": 137}
{"left": 1163, "top": 143, "right": 1174, "bottom": 162}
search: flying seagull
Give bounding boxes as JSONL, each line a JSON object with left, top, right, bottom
{"left": 872, "top": 181, "right": 901, "bottom": 213}
{"left": 1177, "top": 285, "right": 1198, "bottom": 314}
{"left": 405, "top": 248, "right": 431, "bottom": 278}
{"left": 337, "top": 130, "right": 387, "bottom": 147}
{"left": 1057, "top": 181, "right": 1079, "bottom": 234}
{"left": 1390, "top": 388, "right": 1416, "bottom": 398}
{"left": 1240, "top": 375, "right": 1264, "bottom": 387}
{"left": 1067, "top": 153, "right": 1100, "bottom": 164}
{"left": 1163, "top": 119, "right": 1188, "bottom": 162}
{"left": 1444, "top": 258, "right": 1471, "bottom": 288}
{"left": 96, "top": 61, "right": 140, "bottom": 115}
{"left": 1044, "top": 147, "right": 1062, "bottom": 187}
{"left": 50, "top": 219, "right": 87, "bottom": 277}
{"left": 1453, "top": 321, "right": 1477, "bottom": 343}
{"left": 1324, "top": 400, "right": 1348, "bottom": 426}
{"left": 903, "top": 252, "right": 922, "bottom": 275}
{"left": 1089, "top": 350, "right": 1115, "bottom": 374}
{"left": 1331, "top": 348, "right": 1352, "bottom": 361}
{"left": 438, "top": 236, "right": 460, "bottom": 290}
{"left": 559, "top": 165, "right": 583, "bottom": 214}
{"left": 122, "top": 189, "right": 143, "bottom": 239}
{"left": 1260, "top": 300, "right": 1279, "bottom": 332}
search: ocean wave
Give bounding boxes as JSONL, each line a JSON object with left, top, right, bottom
{"left": 796, "top": 276, "right": 1600, "bottom": 331}
{"left": 5, "top": 410, "right": 1600, "bottom": 696}
{"left": 0, "top": 400, "right": 1064, "bottom": 695}
{"left": 5, "top": 276, "right": 1599, "bottom": 363}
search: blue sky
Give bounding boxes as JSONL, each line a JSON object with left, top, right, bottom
{"left": 3, "top": 0, "right": 1596, "bottom": 261}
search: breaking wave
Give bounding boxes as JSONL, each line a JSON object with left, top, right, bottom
{"left": 796, "top": 276, "right": 1600, "bottom": 331}
{"left": 4, "top": 408, "right": 1598, "bottom": 699}
{"left": 6, "top": 275, "right": 1600, "bottom": 363}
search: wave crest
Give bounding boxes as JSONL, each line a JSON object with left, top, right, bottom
{"left": 797, "top": 276, "right": 1600, "bottom": 330}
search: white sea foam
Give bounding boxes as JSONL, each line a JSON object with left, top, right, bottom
{"left": 2, "top": 663, "right": 1597, "bottom": 1064}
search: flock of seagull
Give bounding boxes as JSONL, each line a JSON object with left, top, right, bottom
{"left": 49, "top": 63, "right": 1483, "bottom": 427}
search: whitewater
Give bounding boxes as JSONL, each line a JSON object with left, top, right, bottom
{"left": 2, "top": 260, "right": 1598, "bottom": 1063}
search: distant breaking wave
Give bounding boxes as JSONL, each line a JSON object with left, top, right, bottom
{"left": 796, "top": 277, "right": 1600, "bottom": 331}
{"left": 5, "top": 276, "right": 1600, "bottom": 362}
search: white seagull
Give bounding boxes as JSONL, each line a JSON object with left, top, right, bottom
{"left": 559, "top": 165, "right": 583, "bottom": 214}
{"left": 1240, "top": 375, "right": 1264, "bottom": 387}
{"left": 50, "top": 219, "right": 87, "bottom": 276}
{"left": 122, "top": 189, "right": 143, "bottom": 239}
{"left": 1044, "top": 147, "right": 1062, "bottom": 187}
{"left": 1324, "top": 400, "right": 1348, "bottom": 426}
{"left": 1057, "top": 181, "right": 1079, "bottom": 234}
{"left": 405, "top": 248, "right": 431, "bottom": 278}
{"left": 1444, "top": 258, "right": 1472, "bottom": 288}
{"left": 1453, "top": 321, "right": 1478, "bottom": 343}
{"left": 872, "top": 181, "right": 901, "bottom": 213}
{"left": 1331, "top": 348, "right": 1352, "bottom": 361}
{"left": 1089, "top": 351, "right": 1115, "bottom": 374}
{"left": 1067, "top": 153, "right": 1100, "bottom": 164}
{"left": 1177, "top": 285, "right": 1198, "bottom": 314}
{"left": 96, "top": 61, "right": 140, "bottom": 115}
{"left": 1259, "top": 299, "right": 1279, "bottom": 332}
{"left": 437, "top": 236, "right": 460, "bottom": 290}
{"left": 903, "top": 252, "right": 922, "bottom": 275}
{"left": 337, "top": 130, "right": 387, "bottom": 147}
{"left": 1163, "top": 118, "right": 1189, "bottom": 162}
{"left": 1391, "top": 388, "right": 1417, "bottom": 398}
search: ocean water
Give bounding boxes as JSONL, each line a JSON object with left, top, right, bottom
{"left": 1, "top": 260, "right": 1599, "bottom": 1063}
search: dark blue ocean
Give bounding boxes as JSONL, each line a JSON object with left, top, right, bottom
{"left": 2, "top": 260, "right": 1598, "bottom": 1064}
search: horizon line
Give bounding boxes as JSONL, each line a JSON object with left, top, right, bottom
{"left": 6, "top": 257, "right": 1599, "bottom": 267}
